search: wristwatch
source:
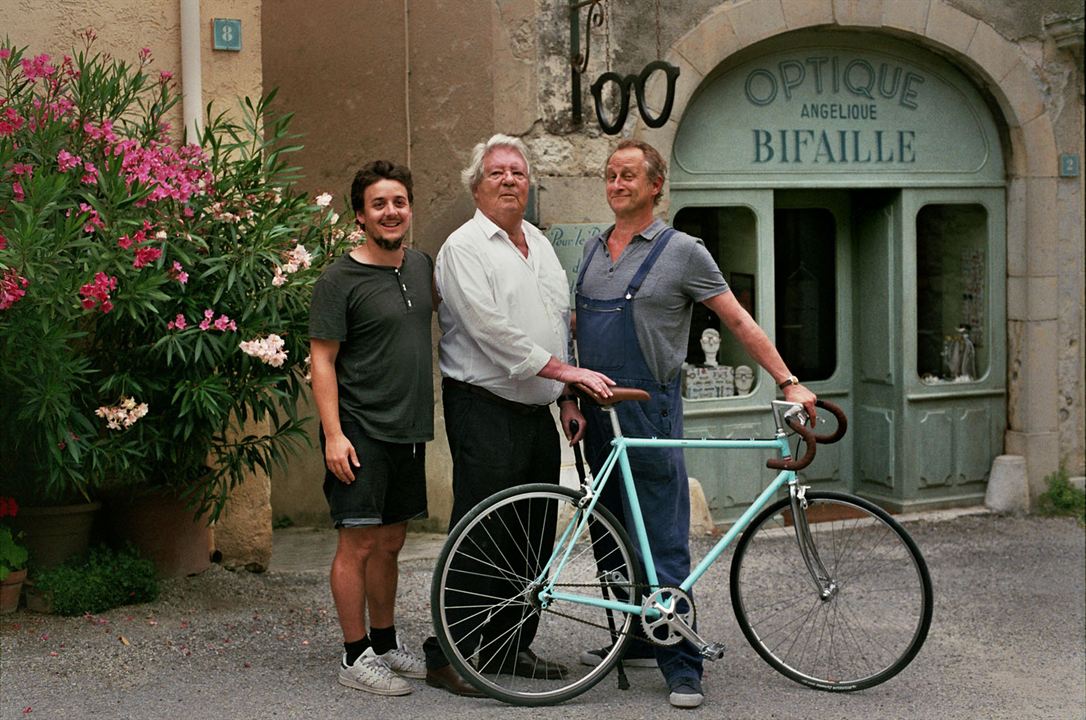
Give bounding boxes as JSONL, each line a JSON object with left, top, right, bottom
{"left": 778, "top": 375, "right": 800, "bottom": 390}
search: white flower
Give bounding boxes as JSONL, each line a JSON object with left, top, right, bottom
{"left": 239, "top": 334, "right": 288, "bottom": 367}
{"left": 271, "top": 267, "right": 288, "bottom": 287}
{"left": 286, "top": 244, "right": 311, "bottom": 270}
{"left": 329, "top": 212, "right": 339, "bottom": 224}
{"left": 96, "top": 397, "right": 149, "bottom": 431}
{"left": 314, "top": 192, "right": 332, "bottom": 208}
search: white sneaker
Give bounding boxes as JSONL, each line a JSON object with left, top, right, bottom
{"left": 338, "top": 648, "right": 412, "bottom": 696}
{"left": 378, "top": 639, "right": 426, "bottom": 679}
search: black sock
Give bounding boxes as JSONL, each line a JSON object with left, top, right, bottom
{"left": 369, "top": 625, "right": 397, "bottom": 655}
{"left": 344, "top": 636, "right": 371, "bottom": 666}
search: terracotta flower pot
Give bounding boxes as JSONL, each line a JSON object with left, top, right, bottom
{"left": 0, "top": 567, "right": 27, "bottom": 613}
{"left": 6, "top": 502, "right": 101, "bottom": 569}
{"left": 101, "top": 491, "right": 211, "bottom": 577}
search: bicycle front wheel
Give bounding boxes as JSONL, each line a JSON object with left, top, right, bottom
{"left": 730, "top": 491, "right": 932, "bottom": 691}
{"left": 431, "top": 484, "right": 643, "bottom": 706}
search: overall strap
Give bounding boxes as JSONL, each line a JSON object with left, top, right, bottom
{"left": 624, "top": 227, "right": 676, "bottom": 300}
{"left": 574, "top": 236, "right": 604, "bottom": 291}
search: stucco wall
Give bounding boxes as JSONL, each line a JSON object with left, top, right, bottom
{"left": 3, "top": 0, "right": 262, "bottom": 141}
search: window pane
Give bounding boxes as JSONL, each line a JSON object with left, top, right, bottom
{"left": 916, "top": 204, "right": 988, "bottom": 383}
{"left": 774, "top": 208, "right": 837, "bottom": 381}
{"left": 674, "top": 206, "right": 758, "bottom": 399}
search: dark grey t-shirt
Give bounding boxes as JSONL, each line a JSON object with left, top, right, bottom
{"left": 309, "top": 248, "right": 434, "bottom": 443}
{"left": 578, "top": 219, "right": 728, "bottom": 384}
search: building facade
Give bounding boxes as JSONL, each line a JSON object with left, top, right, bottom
{"left": 7, "top": 0, "right": 1081, "bottom": 529}
{"left": 264, "top": 0, "right": 1083, "bottom": 526}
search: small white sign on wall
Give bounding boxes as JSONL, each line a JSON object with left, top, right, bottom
{"left": 546, "top": 223, "right": 607, "bottom": 301}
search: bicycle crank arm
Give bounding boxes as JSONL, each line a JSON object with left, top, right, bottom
{"left": 667, "top": 616, "right": 726, "bottom": 661}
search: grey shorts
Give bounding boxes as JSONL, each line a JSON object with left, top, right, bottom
{"left": 320, "top": 421, "right": 428, "bottom": 527}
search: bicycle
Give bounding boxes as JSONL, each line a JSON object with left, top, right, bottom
{"left": 431, "top": 389, "right": 932, "bottom": 705}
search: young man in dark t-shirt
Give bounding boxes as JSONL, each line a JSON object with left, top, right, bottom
{"left": 309, "top": 160, "right": 433, "bottom": 696}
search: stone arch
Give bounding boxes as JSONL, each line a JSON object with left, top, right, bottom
{"left": 635, "top": 0, "right": 1060, "bottom": 493}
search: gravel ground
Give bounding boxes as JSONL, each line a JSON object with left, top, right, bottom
{"left": 1, "top": 513, "right": 1083, "bottom": 720}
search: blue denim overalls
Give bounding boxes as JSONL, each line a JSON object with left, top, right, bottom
{"left": 575, "top": 227, "right": 702, "bottom": 683}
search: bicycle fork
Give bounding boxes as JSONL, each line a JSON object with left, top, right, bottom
{"left": 789, "top": 483, "right": 838, "bottom": 600}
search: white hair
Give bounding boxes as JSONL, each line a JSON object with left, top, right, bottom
{"left": 461, "top": 134, "right": 532, "bottom": 191}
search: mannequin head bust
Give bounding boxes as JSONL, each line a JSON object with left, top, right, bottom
{"left": 734, "top": 364, "right": 754, "bottom": 394}
{"left": 699, "top": 328, "right": 721, "bottom": 367}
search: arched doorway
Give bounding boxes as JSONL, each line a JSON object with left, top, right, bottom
{"left": 668, "top": 31, "right": 1007, "bottom": 517}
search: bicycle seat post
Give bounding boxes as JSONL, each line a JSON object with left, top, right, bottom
{"left": 605, "top": 405, "right": 624, "bottom": 439}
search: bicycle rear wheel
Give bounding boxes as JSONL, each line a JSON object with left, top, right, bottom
{"left": 431, "top": 484, "right": 643, "bottom": 706}
{"left": 730, "top": 491, "right": 932, "bottom": 691}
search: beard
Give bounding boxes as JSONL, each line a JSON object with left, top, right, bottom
{"left": 370, "top": 235, "right": 404, "bottom": 251}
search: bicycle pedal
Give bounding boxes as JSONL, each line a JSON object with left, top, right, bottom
{"left": 700, "top": 642, "right": 726, "bottom": 661}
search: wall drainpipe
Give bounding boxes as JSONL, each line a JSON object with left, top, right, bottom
{"left": 181, "top": 0, "right": 203, "bottom": 143}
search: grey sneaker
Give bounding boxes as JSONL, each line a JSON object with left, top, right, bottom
{"left": 378, "top": 639, "right": 426, "bottom": 679}
{"left": 338, "top": 648, "right": 412, "bottom": 696}
{"left": 668, "top": 679, "right": 704, "bottom": 709}
{"left": 578, "top": 645, "right": 658, "bottom": 668}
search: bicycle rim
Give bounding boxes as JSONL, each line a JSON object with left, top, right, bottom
{"left": 730, "top": 491, "right": 933, "bottom": 691}
{"left": 431, "top": 484, "right": 642, "bottom": 706}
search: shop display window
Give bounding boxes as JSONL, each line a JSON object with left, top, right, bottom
{"left": 674, "top": 206, "right": 758, "bottom": 399}
{"left": 915, "top": 203, "right": 988, "bottom": 383}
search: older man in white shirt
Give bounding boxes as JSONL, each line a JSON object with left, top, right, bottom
{"left": 422, "top": 134, "right": 614, "bottom": 694}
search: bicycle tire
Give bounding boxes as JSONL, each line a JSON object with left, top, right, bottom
{"left": 431, "top": 483, "right": 644, "bottom": 706}
{"left": 730, "top": 491, "right": 932, "bottom": 691}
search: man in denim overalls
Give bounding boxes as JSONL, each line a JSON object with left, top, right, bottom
{"left": 575, "top": 139, "right": 816, "bottom": 709}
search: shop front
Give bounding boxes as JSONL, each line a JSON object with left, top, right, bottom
{"left": 666, "top": 31, "right": 1008, "bottom": 517}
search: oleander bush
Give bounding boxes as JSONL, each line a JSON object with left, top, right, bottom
{"left": 0, "top": 33, "right": 352, "bottom": 516}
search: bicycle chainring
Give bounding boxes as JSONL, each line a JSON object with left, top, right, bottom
{"left": 640, "top": 586, "right": 696, "bottom": 646}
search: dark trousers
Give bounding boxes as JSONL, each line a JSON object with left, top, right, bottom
{"left": 424, "top": 379, "right": 560, "bottom": 670}
{"left": 582, "top": 389, "right": 703, "bottom": 685}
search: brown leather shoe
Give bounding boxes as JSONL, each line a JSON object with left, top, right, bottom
{"left": 425, "top": 664, "right": 485, "bottom": 697}
{"left": 481, "top": 649, "right": 569, "bottom": 680}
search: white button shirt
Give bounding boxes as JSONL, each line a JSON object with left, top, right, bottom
{"left": 436, "top": 209, "right": 571, "bottom": 405}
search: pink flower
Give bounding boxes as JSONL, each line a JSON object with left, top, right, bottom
{"left": 0, "top": 233, "right": 6, "bottom": 250}
{"left": 132, "top": 246, "right": 162, "bottom": 269}
{"left": 213, "top": 315, "right": 236, "bottom": 332}
{"left": 1, "top": 269, "right": 29, "bottom": 310}
{"left": 79, "top": 203, "right": 105, "bottom": 233}
{"left": 0, "top": 48, "right": 10, "bottom": 61}
{"left": 78, "top": 272, "right": 117, "bottom": 313}
{"left": 198, "top": 308, "right": 236, "bottom": 332}
{"left": 12, "top": 181, "right": 24, "bottom": 202}
{"left": 57, "top": 149, "right": 82, "bottom": 172}
{"left": 117, "top": 234, "right": 133, "bottom": 249}
{"left": 138, "top": 47, "right": 152, "bottom": 63}
{"left": 20, "top": 53, "right": 56, "bottom": 81}
{"left": 159, "top": 70, "right": 173, "bottom": 82}
{"left": 81, "top": 160, "right": 98, "bottom": 185}
{"left": 169, "top": 261, "right": 189, "bottom": 284}
{"left": 167, "top": 314, "right": 188, "bottom": 330}
{"left": 0, "top": 107, "right": 24, "bottom": 136}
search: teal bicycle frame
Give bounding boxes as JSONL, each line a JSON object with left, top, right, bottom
{"left": 538, "top": 407, "right": 801, "bottom": 622}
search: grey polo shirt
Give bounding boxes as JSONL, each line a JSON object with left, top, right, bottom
{"left": 577, "top": 218, "right": 728, "bottom": 384}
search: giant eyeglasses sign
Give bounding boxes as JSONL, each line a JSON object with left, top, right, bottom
{"left": 590, "top": 60, "right": 680, "bottom": 134}
{"left": 569, "top": 0, "right": 680, "bottom": 134}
